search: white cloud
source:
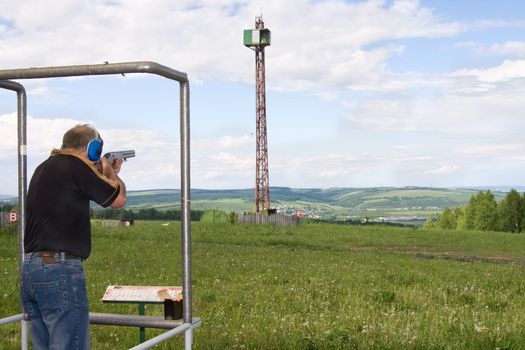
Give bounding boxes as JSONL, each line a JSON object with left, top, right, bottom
{"left": 347, "top": 56, "right": 525, "bottom": 94}
{"left": 195, "top": 135, "right": 252, "bottom": 150}
{"left": 465, "top": 19, "right": 525, "bottom": 32}
{"left": 318, "top": 169, "right": 351, "bottom": 179}
{"left": 0, "top": 113, "right": 88, "bottom": 158}
{"left": 1, "top": 0, "right": 521, "bottom": 110}
{"left": 0, "top": 111, "right": 522, "bottom": 192}
{"left": 0, "top": 112, "right": 260, "bottom": 191}
{"left": 1, "top": 0, "right": 522, "bottom": 98}
{"left": 0, "top": 114, "right": 184, "bottom": 188}
{"left": 342, "top": 57, "right": 525, "bottom": 137}
{"left": 211, "top": 152, "right": 251, "bottom": 169}
{"left": 423, "top": 163, "right": 459, "bottom": 175}
{"left": 2, "top": 1, "right": 525, "bottom": 191}
{"left": 458, "top": 41, "right": 525, "bottom": 57}
{"left": 0, "top": 113, "right": 17, "bottom": 156}
{"left": 458, "top": 144, "right": 525, "bottom": 158}
{"left": 0, "top": 0, "right": 467, "bottom": 95}
{"left": 484, "top": 41, "right": 525, "bottom": 57}
{"left": 453, "top": 59, "right": 525, "bottom": 83}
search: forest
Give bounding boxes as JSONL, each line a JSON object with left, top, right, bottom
{"left": 424, "top": 189, "right": 525, "bottom": 233}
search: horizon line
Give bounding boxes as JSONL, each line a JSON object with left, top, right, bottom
{"left": 2, "top": 185, "right": 525, "bottom": 199}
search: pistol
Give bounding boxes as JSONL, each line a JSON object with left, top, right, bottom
{"left": 104, "top": 150, "right": 135, "bottom": 164}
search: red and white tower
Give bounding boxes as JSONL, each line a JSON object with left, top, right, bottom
{"left": 244, "top": 17, "right": 271, "bottom": 212}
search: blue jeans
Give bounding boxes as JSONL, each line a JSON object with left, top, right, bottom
{"left": 21, "top": 254, "right": 90, "bottom": 350}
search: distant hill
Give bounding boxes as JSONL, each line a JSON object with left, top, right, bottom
{"left": 0, "top": 194, "right": 16, "bottom": 206}
{"left": 3, "top": 187, "right": 515, "bottom": 221}
{"left": 122, "top": 186, "right": 509, "bottom": 221}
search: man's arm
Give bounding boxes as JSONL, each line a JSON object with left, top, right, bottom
{"left": 111, "top": 175, "right": 127, "bottom": 208}
{"left": 100, "top": 157, "right": 127, "bottom": 208}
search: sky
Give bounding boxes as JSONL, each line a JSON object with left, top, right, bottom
{"left": 1, "top": 0, "right": 525, "bottom": 195}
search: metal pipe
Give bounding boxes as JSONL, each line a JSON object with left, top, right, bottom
{"left": 21, "top": 319, "right": 28, "bottom": 350}
{"left": 184, "top": 328, "right": 193, "bottom": 350}
{"left": 17, "top": 83, "right": 27, "bottom": 316}
{"left": 89, "top": 312, "right": 193, "bottom": 329}
{"left": 180, "top": 80, "right": 192, "bottom": 323}
{"left": 0, "top": 80, "right": 27, "bottom": 316}
{"left": 0, "top": 62, "right": 187, "bottom": 83}
{"left": 129, "top": 323, "right": 191, "bottom": 350}
{"left": 0, "top": 313, "right": 24, "bottom": 326}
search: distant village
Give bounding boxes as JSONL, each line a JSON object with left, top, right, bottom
{"left": 273, "top": 201, "right": 440, "bottom": 223}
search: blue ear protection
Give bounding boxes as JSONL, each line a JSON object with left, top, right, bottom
{"left": 85, "top": 125, "right": 104, "bottom": 161}
{"left": 86, "top": 139, "right": 103, "bottom": 161}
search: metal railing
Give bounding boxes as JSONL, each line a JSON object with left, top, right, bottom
{"left": 0, "top": 313, "right": 24, "bottom": 326}
{"left": 0, "top": 62, "right": 198, "bottom": 349}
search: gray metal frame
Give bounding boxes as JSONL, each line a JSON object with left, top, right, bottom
{"left": 0, "top": 62, "right": 198, "bottom": 349}
{"left": 0, "top": 80, "right": 29, "bottom": 350}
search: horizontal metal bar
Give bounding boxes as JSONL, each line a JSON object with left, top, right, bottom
{"left": 0, "top": 61, "right": 187, "bottom": 83}
{"left": 89, "top": 312, "right": 195, "bottom": 329}
{"left": 0, "top": 313, "right": 24, "bottom": 326}
{"left": 129, "top": 323, "right": 191, "bottom": 350}
{"left": 130, "top": 319, "right": 201, "bottom": 350}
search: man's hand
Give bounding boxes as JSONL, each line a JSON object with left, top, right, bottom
{"left": 100, "top": 156, "right": 118, "bottom": 180}
{"left": 99, "top": 156, "right": 127, "bottom": 208}
{"left": 112, "top": 158, "right": 123, "bottom": 175}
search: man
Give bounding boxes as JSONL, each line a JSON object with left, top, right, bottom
{"left": 22, "top": 124, "right": 127, "bottom": 350}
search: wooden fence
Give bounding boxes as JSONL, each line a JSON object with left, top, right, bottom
{"left": 237, "top": 212, "right": 298, "bottom": 227}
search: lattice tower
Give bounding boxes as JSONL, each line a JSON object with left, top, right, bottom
{"left": 244, "top": 17, "right": 271, "bottom": 212}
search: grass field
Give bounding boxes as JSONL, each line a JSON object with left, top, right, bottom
{"left": 1, "top": 222, "right": 525, "bottom": 349}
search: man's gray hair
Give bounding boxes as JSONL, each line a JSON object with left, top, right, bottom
{"left": 61, "top": 124, "right": 99, "bottom": 151}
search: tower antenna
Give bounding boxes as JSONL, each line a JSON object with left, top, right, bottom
{"left": 244, "top": 17, "right": 271, "bottom": 212}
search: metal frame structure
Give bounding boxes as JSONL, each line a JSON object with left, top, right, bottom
{"left": 0, "top": 61, "right": 200, "bottom": 349}
{"left": 246, "top": 17, "right": 271, "bottom": 212}
{"left": 0, "top": 80, "right": 29, "bottom": 350}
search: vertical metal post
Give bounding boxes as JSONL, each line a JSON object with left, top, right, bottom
{"left": 184, "top": 328, "right": 193, "bottom": 350}
{"left": 17, "top": 85, "right": 28, "bottom": 350}
{"left": 16, "top": 83, "right": 27, "bottom": 298}
{"left": 0, "top": 80, "right": 28, "bottom": 350}
{"left": 180, "top": 80, "right": 192, "bottom": 324}
{"left": 21, "top": 320, "right": 28, "bottom": 350}
{"left": 138, "top": 304, "right": 146, "bottom": 343}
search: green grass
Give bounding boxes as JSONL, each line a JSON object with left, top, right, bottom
{"left": 190, "top": 199, "right": 253, "bottom": 212}
{"left": 2, "top": 222, "right": 525, "bottom": 349}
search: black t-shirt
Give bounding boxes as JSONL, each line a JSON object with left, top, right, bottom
{"left": 24, "top": 149, "right": 120, "bottom": 259}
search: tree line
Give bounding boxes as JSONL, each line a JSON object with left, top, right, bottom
{"left": 423, "top": 189, "right": 525, "bottom": 233}
{"left": 0, "top": 205, "right": 16, "bottom": 212}
{"left": 91, "top": 208, "right": 204, "bottom": 221}
{"left": 2, "top": 205, "right": 206, "bottom": 222}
